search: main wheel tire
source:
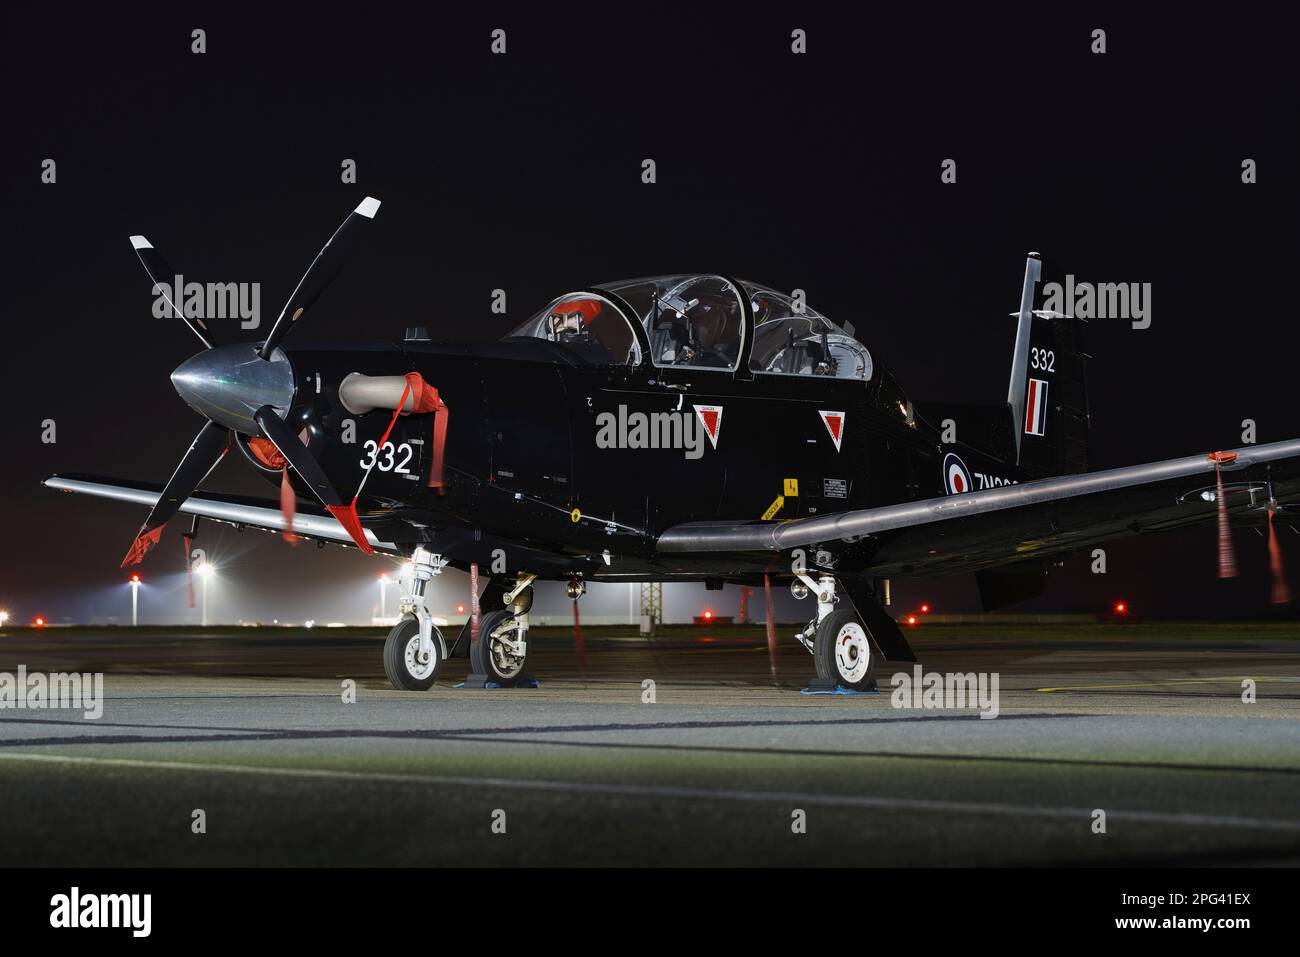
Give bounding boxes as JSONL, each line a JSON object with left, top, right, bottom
{"left": 470, "top": 608, "right": 528, "bottom": 687}
{"left": 813, "top": 608, "right": 876, "bottom": 691}
{"left": 383, "top": 615, "right": 443, "bottom": 691}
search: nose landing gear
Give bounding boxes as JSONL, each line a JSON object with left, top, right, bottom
{"left": 383, "top": 615, "right": 443, "bottom": 691}
{"left": 383, "top": 546, "right": 449, "bottom": 691}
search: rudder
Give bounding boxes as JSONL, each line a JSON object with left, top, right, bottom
{"left": 1006, "top": 253, "right": 1091, "bottom": 478}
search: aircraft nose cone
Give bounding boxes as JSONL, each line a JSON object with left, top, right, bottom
{"left": 170, "top": 344, "right": 295, "bottom": 433}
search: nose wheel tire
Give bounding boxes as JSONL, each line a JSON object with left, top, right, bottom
{"left": 383, "top": 615, "right": 443, "bottom": 691}
{"left": 470, "top": 608, "right": 528, "bottom": 687}
{"left": 813, "top": 609, "right": 876, "bottom": 691}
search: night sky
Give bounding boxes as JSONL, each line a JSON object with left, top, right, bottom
{"left": 1, "top": 5, "right": 1295, "bottom": 624}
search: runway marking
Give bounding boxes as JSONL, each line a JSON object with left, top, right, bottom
{"left": 2, "top": 750, "right": 1299, "bottom": 834}
{"left": 1036, "top": 676, "right": 1270, "bottom": 692}
{"left": 440, "top": 734, "right": 1300, "bottom": 777}
{"left": 3, "top": 725, "right": 1299, "bottom": 777}
{"left": 0, "top": 711, "right": 1082, "bottom": 745}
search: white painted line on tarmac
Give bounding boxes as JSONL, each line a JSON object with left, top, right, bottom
{"left": 2, "top": 750, "right": 1299, "bottom": 833}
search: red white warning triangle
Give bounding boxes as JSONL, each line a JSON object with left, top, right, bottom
{"left": 819, "top": 410, "right": 845, "bottom": 451}
{"left": 693, "top": 405, "right": 723, "bottom": 449}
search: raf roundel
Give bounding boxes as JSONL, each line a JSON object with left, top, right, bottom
{"left": 942, "top": 452, "right": 974, "bottom": 496}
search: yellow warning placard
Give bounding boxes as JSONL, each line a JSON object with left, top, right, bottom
{"left": 783, "top": 478, "right": 799, "bottom": 496}
{"left": 762, "top": 496, "right": 785, "bottom": 520}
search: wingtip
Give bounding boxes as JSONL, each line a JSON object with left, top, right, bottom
{"left": 354, "top": 197, "right": 381, "bottom": 219}
{"left": 129, "top": 235, "right": 152, "bottom": 250}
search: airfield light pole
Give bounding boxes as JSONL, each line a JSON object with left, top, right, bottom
{"left": 129, "top": 573, "right": 142, "bottom": 627}
{"left": 198, "top": 561, "right": 215, "bottom": 626}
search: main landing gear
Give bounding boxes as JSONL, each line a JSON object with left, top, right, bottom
{"left": 468, "top": 573, "right": 536, "bottom": 687}
{"left": 791, "top": 573, "right": 877, "bottom": 691}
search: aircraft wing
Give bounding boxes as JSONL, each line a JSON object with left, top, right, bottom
{"left": 655, "top": 438, "right": 1300, "bottom": 575}
{"left": 44, "top": 474, "right": 401, "bottom": 554}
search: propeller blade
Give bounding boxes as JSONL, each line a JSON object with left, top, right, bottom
{"left": 129, "top": 235, "right": 219, "bottom": 349}
{"left": 258, "top": 197, "right": 382, "bottom": 359}
{"left": 121, "top": 421, "right": 230, "bottom": 567}
{"left": 253, "top": 406, "right": 373, "bottom": 554}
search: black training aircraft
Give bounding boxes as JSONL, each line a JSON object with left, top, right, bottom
{"left": 46, "top": 198, "right": 1300, "bottom": 691}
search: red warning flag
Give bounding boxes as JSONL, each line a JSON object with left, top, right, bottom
{"left": 279, "top": 469, "right": 300, "bottom": 544}
{"left": 181, "top": 533, "right": 196, "bottom": 608}
{"left": 763, "top": 573, "right": 778, "bottom": 682}
{"left": 1209, "top": 453, "right": 1238, "bottom": 579}
{"left": 1268, "top": 507, "right": 1291, "bottom": 605}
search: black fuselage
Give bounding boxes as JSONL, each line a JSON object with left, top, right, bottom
{"left": 269, "top": 338, "right": 1031, "bottom": 584}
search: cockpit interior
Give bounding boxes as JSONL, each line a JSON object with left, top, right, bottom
{"left": 506, "top": 275, "right": 873, "bottom": 383}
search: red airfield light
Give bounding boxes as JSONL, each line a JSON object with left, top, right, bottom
{"left": 904, "top": 614, "right": 918, "bottom": 626}
{"left": 129, "top": 573, "right": 142, "bottom": 584}
{"left": 34, "top": 616, "right": 46, "bottom": 628}
{"left": 703, "top": 609, "right": 713, "bottom": 620}
{"left": 1113, "top": 600, "right": 1129, "bottom": 616}
{"left": 919, "top": 603, "right": 931, "bottom": 614}
{"left": 456, "top": 604, "right": 465, "bottom": 614}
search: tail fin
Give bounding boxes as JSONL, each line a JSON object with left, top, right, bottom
{"left": 1006, "top": 253, "right": 1091, "bottom": 477}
